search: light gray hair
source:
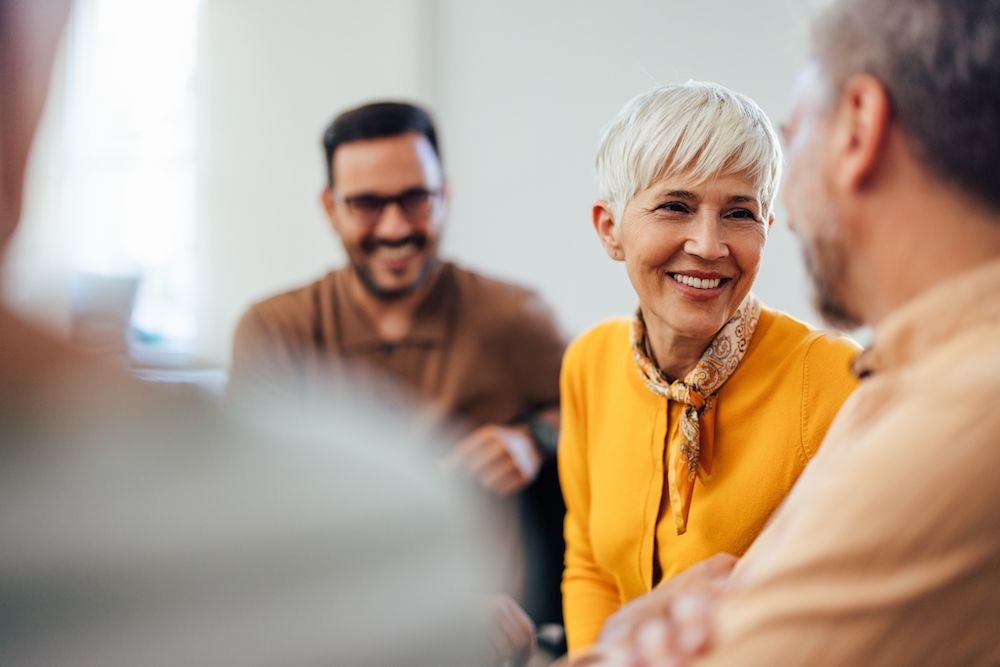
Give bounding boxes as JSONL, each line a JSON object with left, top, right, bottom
{"left": 812, "top": 0, "right": 1000, "bottom": 211}
{"left": 595, "top": 81, "right": 783, "bottom": 222}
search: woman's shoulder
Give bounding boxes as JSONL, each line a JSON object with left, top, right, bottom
{"left": 566, "top": 317, "right": 633, "bottom": 359}
{"left": 748, "top": 307, "right": 860, "bottom": 415}
{"left": 755, "top": 306, "right": 860, "bottom": 365}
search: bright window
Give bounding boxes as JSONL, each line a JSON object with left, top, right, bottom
{"left": 63, "top": 0, "right": 200, "bottom": 346}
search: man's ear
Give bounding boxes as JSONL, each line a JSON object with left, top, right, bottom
{"left": 436, "top": 181, "right": 450, "bottom": 220}
{"left": 320, "top": 187, "right": 344, "bottom": 235}
{"left": 831, "top": 73, "right": 892, "bottom": 192}
{"left": 592, "top": 200, "right": 624, "bottom": 261}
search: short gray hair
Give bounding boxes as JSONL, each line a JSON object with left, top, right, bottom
{"left": 812, "top": 0, "right": 1000, "bottom": 211}
{"left": 596, "top": 82, "right": 782, "bottom": 221}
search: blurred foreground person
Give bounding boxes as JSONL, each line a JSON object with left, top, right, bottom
{"left": 0, "top": 2, "right": 487, "bottom": 665}
{"left": 559, "top": 82, "right": 857, "bottom": 652}
{"left": 568, "top": 0, "right": 1000, "bottom": 664}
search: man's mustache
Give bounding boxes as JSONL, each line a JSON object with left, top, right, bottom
{"left": 359, "top": 233, "right": 428, "bottom": 255}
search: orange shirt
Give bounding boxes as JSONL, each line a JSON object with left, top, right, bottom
{"left": 701, "top": 258, "right": 1000, "bottom": 666}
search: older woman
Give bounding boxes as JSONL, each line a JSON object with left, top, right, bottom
{"left": 559, "top": 81, "right": 858, "bottom": 651}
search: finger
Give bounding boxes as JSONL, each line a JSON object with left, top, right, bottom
{"left": 492, "top": 470, "right": 528, "bottom": 497}
{"left": 703, "top": 552, "right": 738, "bottom": 576}
{"left": 671, "top": 593, "right": 714, "bottom": 657}
{"left": 635, "top": 617, "right": 674, "bottom": 659}
{"left": 496, "top": 599, "right": 535, "bottom": 655}
{"left": 487, "top": 622, "right": 517, "bottom": 664}
{"left": 442, "top": 428, "right": 491, "bottom": 471}
{"left": 491, "top": 607, "right": 530, "bottom": 662}
{"left": 444, "top": 437, "right": 506, "bottom": 480}
{"left": 463, "top": 439, "right": 511, "bottom": 478}
{"left": 479, "top": 461, "right": 522, "bottom": 494}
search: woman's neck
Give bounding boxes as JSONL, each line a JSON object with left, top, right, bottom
{"left": 644, "top": 319, "right": 713, "bottom": 382}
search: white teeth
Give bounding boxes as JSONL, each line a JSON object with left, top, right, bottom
{"left": 670, "top": 273, "right": 722, "bottom": 289}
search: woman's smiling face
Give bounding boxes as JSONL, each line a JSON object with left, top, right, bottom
{"left": 606, "top": 172, "right": 771, "bottom": 343}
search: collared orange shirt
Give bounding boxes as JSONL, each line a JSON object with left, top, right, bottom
{"left": 702, "top": 257, "right": 1000, "bottom": 666}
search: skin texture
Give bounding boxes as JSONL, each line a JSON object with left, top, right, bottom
{"left": 442, "top": 422, "right": 543, "bottom": 498}
{"left": 783, "top": 62, "right": 1000, "bottom": 331}
{"left": 484, "top": 594, "right": 537, "bottom": 665}
{"left": 593, "top": 173, "right": 772, "bottom": 380}
{"left": 781, "top": 63, "right": 866, "bottom": 329}
{"left": 557, "top": 554, "right": 736, "bottom": 667}
{"left": 321, "top": 132, "right": 447, "bottom": 315}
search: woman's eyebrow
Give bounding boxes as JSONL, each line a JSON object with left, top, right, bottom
{"left": 659, "top": 189, "right": 700, "bottom": 201}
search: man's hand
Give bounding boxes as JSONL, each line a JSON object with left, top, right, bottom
{"left": 483, "top": 594, "right": 536, "bottom": 666}
{"left": 562, "top": 553, "right": 736, "bottom": 667}
{"left": 442, "top": 424, "right": 542, "bottom": 496}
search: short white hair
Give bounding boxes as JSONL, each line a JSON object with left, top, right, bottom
{"left": 596, "top": 81, "right": 783, "bottom": 221}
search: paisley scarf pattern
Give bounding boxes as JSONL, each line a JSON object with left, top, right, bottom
{"left": 630, "top": 294, "right": 761, "bottom": 533}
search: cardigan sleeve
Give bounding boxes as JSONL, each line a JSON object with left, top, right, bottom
{"left": 558, "top": 337, "right": 621, "bottom": 651}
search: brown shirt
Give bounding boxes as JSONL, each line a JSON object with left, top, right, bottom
{"left": 229, "top": 262, "right": 566, "bottom": 440}
{"left": 699, "top": 257, "right": 1000, "bottom": 666}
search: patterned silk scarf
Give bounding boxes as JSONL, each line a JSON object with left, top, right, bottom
{"left": 630, "top": 294, "right": 761, "bottom": 534}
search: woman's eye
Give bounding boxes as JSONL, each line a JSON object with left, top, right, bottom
{"left": 727, "top": 208, "right": 759, "bottom": 221}
{"left": 657, "top": 202, "right": 690, "bottom": 214}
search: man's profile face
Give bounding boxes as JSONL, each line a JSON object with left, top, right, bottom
{"left": 782, "top": 63, "right": 864, "bottom": 330}
{"left": 323, "top": 132, "right": 446, "bottom": 301}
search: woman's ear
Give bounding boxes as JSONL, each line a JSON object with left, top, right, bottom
{"left": 592, "top": 200, "right": 624, "bottom": 261}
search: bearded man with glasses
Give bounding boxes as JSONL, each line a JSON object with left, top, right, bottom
{"left": 229, "top": 101, "right": 568, "bottom": 664}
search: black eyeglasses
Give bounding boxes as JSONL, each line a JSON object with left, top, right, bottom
{"left": 335, "top": 187, "right": 441, "bottom": 225}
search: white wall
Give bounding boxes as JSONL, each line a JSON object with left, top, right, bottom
{"left": 199, "top": 0, "right": 824, "bottom": 367}
{"left": 197, "top": 0, "right": 436, "bottom": 363}
{"left": 13, "top": 0, "right": 836, "bottom": 367}
{"left": 434, "top": 0, "right": 817, "bottom": 337}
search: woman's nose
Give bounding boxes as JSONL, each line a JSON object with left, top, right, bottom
{"left": 683, "top": 215, "right": 730, "bottom": 261}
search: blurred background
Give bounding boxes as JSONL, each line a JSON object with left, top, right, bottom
{"left": 3, "top": 0, "right": 831, "bottom": 384}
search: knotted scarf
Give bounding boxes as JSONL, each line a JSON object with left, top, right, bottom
{"left": 630, "top": 294, "right": 761, "bottom": 534}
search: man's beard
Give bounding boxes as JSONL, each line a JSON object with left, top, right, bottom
{"left": 800, "top": 235, "right": 864, "bottom": 330}
{"left": 351, "top": 233, "right": 437, "bottom": 302}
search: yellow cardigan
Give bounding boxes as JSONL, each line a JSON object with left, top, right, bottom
{"left": 559, "top": 307, "right": 859, "bottom": 651}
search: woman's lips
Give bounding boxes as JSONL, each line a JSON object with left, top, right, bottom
{"left": 666, "top": 272, "right": 731, "bottom": 299}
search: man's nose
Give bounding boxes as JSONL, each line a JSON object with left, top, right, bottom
{"left": 373, "top": 200, "right": 413, "bottom": 239}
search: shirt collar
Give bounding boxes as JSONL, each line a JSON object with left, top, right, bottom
{"left": 333, "top": 262, "right": 455, "bottom": 353}
{"left": 853, "top": 257, "right": 1000, "bottom": 378}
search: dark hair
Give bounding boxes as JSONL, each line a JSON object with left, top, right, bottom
{"left": 321, "top": 101, "right": 441, "bottom": 187}
{"left": 813, "top": 0, "right": 1000, "bottom": 212}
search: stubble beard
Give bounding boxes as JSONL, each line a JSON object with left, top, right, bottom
{"left": 344, "top": 230, "right": 440, "bottom": 302}
{"left": 800, "top": 232, "right": 865, "bottom": 331}
{"left": 352, "top": 255, "right": 437, "bottom": 302}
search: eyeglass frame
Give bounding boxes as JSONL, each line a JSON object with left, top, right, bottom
{"left": 331, "top": 186, "right": 444, "bottom": 225}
